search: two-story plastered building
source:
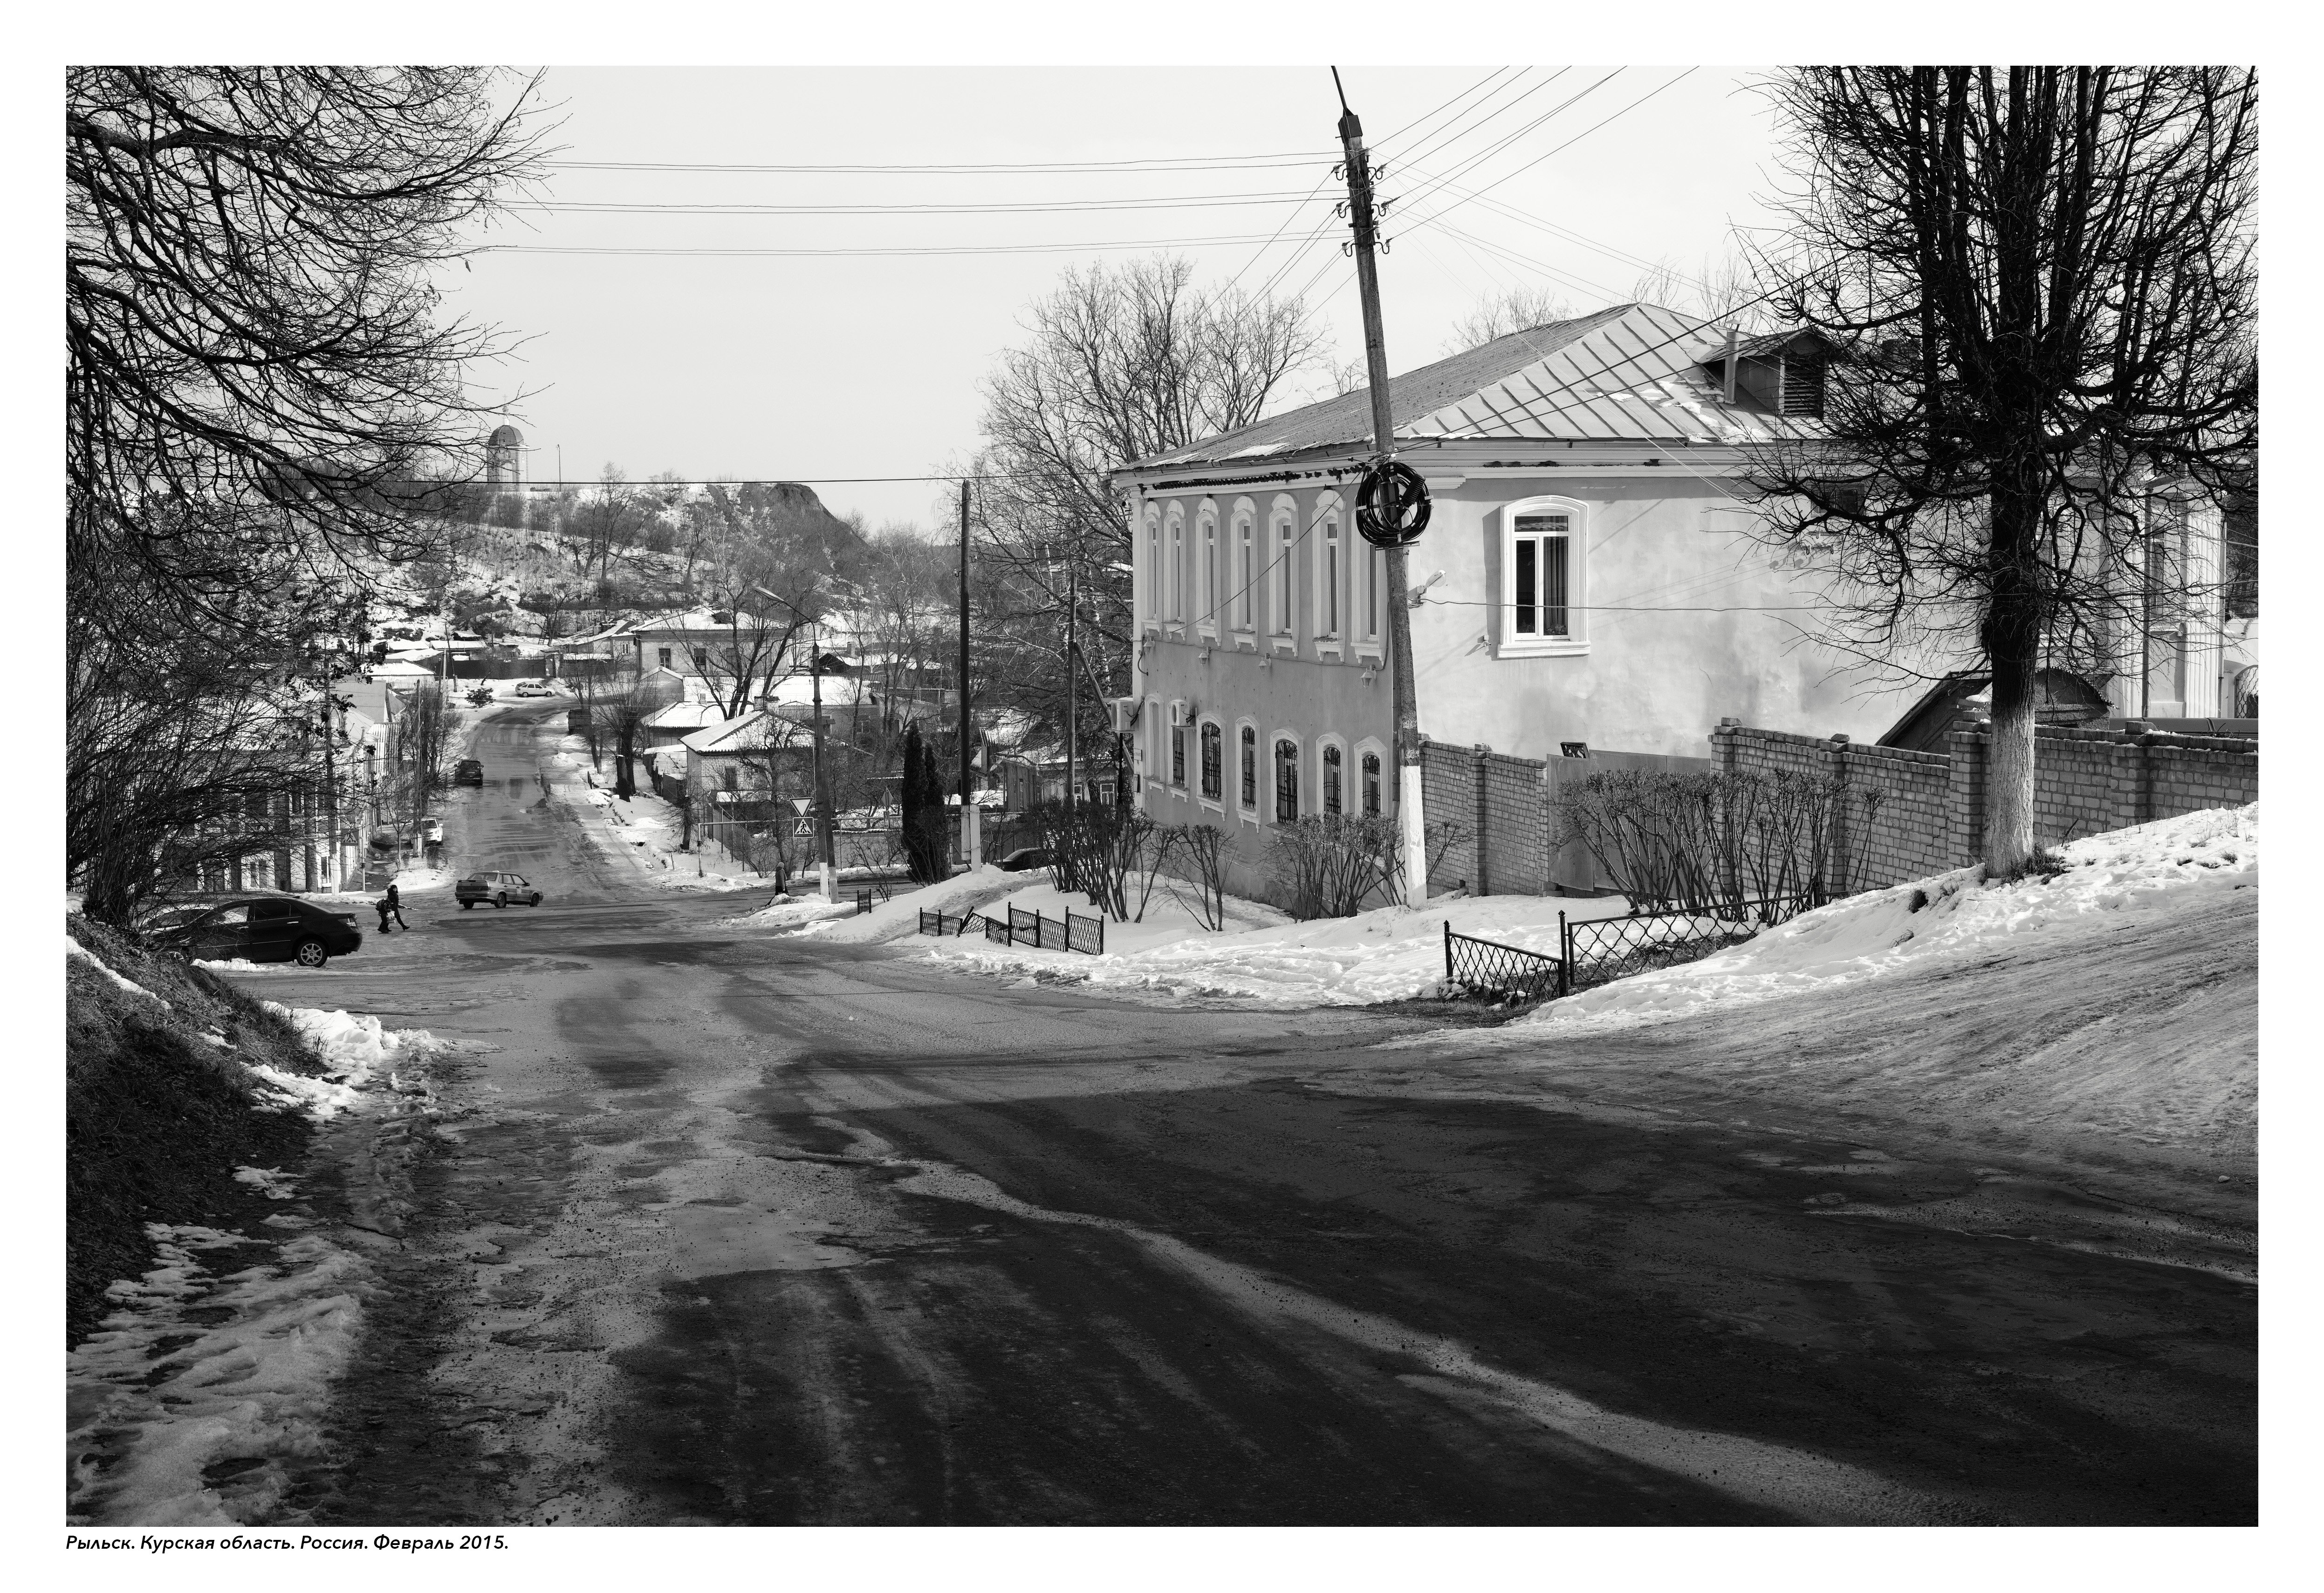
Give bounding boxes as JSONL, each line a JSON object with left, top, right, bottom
{"left": 1110, "top": 304, "right": 1940, "bottom": 902}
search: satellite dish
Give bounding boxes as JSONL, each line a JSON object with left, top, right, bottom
{"left": 1356, "top": 461, "right": 1431, "bottom": 547}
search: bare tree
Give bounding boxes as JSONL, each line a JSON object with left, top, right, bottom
{"left": 973, "top": 253, "right": 1326, "bottom": 776}
{"left": 1742, "top": 67, "right": 2256, "bottom": 875}
{"left": 1441, "top": 284, "right": 1575, "bottom": 354}
{"left": 67, "top": 67, "right": 545, "bottom": 922}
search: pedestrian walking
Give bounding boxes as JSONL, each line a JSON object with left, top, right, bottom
{"left": 385, "top": 882, "right": 409, "bottom": 930}
{"left": 374, "top": 895, "right": 393, "bottom": 936}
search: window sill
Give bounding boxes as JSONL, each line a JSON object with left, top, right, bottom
{"left": 1237, "top": 806, "right": 1261, "bottom": 825}
{"left": 1353, "top": 641, "right": 1385, "bottom": 660}
{"left": 1197, "top": 796, "right": 1225, "bottom": 815}
{"left": 1196, "top": 622, "right": 1219, "bottom": 642}
{"left": 1269, "top": 636, "right": 1298, "bottom": 655}
{"left": 1231, "top": 631, "right": 1258, "bottom": 650}
{"left": 1496, "top": 638, "right": 1591, "bottom": 659}
{"left": 1164, "top": 625, "right": 1187, "bottom": 643}
{"left": 1316, "top": 641, "right": 1344, "bottom": 662}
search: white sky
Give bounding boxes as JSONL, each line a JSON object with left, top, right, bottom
{"left": 437, "top": 65, "right": 1789, "bottom": 532}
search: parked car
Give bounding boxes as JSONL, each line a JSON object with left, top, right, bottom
{"left": 453, "top": 758, "right": 485, "bottom": 786}
{"left": 995, "top": 847, "right": 1051, "bottom": 873}
{"left": 456, "top": 871, "right": 543, "bottom": 909}
{"left": 514, "top": 680, "right": 551, "bottom": 697}
{"left": 148, "top": 896, "right": 363, "bottom": 968}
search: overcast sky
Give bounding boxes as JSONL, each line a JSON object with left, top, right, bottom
{"left": 437, "top": 65, "right": 1789, "bottom": 532}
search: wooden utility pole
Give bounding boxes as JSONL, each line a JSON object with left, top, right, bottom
{"left": 811, "top": 621, "right": 834, "bottom": 898}
{"left": 959, "top": 479, "right": 977, "bottom": 867}
{"left": 1334, "top": 70, "right": 1427, "bottom": 905}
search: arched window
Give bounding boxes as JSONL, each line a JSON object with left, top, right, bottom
{"left": 1145, "top": 505, "right": 1162, "bottom": 622}
{"left": 1274, "top": 738, "right": 1299, "bottom": 821}
{"left": 1171, "top": 717, "right": 1187, "bottom": 786}
{"left": 1239, "top": 725, "right": 1257, "bottom": 808}
{"left": 1322, "top": 743, "right": 1343, "bottom": 814}
{"left": 1232, "top": 509, "right": 1256, "bottom": 631}
{"left": 1361, "top": 751, "right": 1382, "bottom": 816}
{"left": 1316, "top": 502, "right": 1344, "bottom": 639}
{"left": 1198, "top": 506, "right": 1218, "bottom": 629}
{"left": 1200, "top": 722, "right": 1222, "bottom": 800}
{"left": 1270, "top": 514, "right": 1297, "bottom": 636}
{"left": 1165, "top": 503, "right": 1186, "bottom": 621}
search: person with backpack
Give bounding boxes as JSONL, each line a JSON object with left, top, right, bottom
{"left": 384, "top": 882, "right": 409, "bottom": 930}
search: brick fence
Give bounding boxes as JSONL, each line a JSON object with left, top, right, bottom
{"left": 1422, "top": 720, "right": 2258, "bottom": 899}
{"left": 1717, "top": 718, "right": 2259, "bottom": 887}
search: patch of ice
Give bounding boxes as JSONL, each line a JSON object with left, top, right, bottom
{"left": 233, "top": 1167, "right": 298, "bottom": 1200}
{"left": 67, "top": 1224, "right": 373, "bottom": 1526}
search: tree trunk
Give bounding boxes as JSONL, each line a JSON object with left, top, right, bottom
{"left": 1981, "top": 479, "right": 2045, "bottom": 876}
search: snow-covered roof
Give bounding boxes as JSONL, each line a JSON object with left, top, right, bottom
{"left": 681, "top": 710, "right": 808, "bottom": 755}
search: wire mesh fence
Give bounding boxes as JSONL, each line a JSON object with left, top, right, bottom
{"left": 914, "top": 902, "right": 1107, "bottom": 955}
{"left": 1443, "top": 924, "right": 1563, "bottom": 1004}
{"left": 1008, "top": 905, "right": 1046, "bottom": 947}
{"left": 1560, "top": 893, "right": 1823, "bottom": 993}
{"left": 1064, "top": 909, "right": 1105, "bottom": 955}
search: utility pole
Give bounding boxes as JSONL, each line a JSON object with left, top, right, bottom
{"left": 1334, "top": 69, "right": 1428, "bottom": 906}
{"left": 1064, "top": 551, "right": 1078, "bottom": 812}
{"left": 811, "top": 619, "right": 834, "bottom": 899}
{"left": 959, "top": 479, "right": 977, "bottom": 867}
{"left": 321, "top": 693, "right": 337, "bottom": 893}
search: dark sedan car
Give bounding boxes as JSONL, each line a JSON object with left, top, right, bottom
{"left": 994, "top": 847, "right": 1051, "bottom": 873}
{"left": 149, "top": 896, "right": 363, "bottom": 968}
{"left": 455, "top": 871, "right": 543, "bottom": 909}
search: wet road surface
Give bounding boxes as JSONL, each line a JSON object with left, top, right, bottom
{"left": 241, "top": 705, "right": 2254, "bottom": 1526}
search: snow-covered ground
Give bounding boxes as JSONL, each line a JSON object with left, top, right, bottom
{"left": 67, "top": 976, "right": 451, "bottom": 1525}
{"left": 752, "top": 862, "right": 1638, "bottom": 1008}
{"left": 1511, "top": 804, "right": 2257, "bottom": 1038}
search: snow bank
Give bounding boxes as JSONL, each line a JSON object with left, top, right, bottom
{"left": 245, "top": 1004, "right": 444, "bottom": 1120}
{"left": 768, "top": 863, "right": 1030, "bottom": 943}
{"left": 1519, "top": 804, "right": 2259, "bottom": 1037}
{"left": 864, "top": 875, "right": 1637, "bottom": 1008}
{"left": 68, "top": 1224, "right": 373, "bottom": 1525}
{"left": 69, "top": 937, "right": 169, "bottom": 1009}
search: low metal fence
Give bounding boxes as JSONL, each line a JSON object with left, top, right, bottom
{"left": 914, "top": 902, "right": 1106, "bottom": 955}
{"left": 1560, "top": 893, "right": 1824, "bottom": 994}
{"left": 1438, "top": 892, "right": 1829, "bottom": 1006}
{"left": 1443, "top": 924, "right": 1563, "bottom": 1004}
{"left": 855, "top": 890, "right": 873, "bottom": 916}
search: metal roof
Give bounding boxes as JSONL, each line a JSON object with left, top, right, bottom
{"left": 1122, "top": 304, "right": 1818, "bottom": 472}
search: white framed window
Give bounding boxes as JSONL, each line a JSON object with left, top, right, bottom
{"left": 1268, "top": 497, "right": 1298, "bottom": 641}
{"left": 1143, "top": 502, "right": 1163, "bottom": 624}
{"left": 1230, "top": 499, "right": 1257, "bottom": 635}
{"left": 1197, "top": 718, "right": 1224, "bottom": 809}
{"left": 1165, "top": 501, "right": 1186, "bottom": 623}
{"left": 1313, "top": 492, "right": 1344, "bottom": 646}
{"left": 1356, "top": 542, "right": 1385, "bottom": 652}
{"left": 1197, "top": 500, "right": 1219, "bottom": 635}
{"left": 1498, "top": 496, "right": 1590, "bottom": 657}
{"left": 1236, "top": 719, "right": 1259, "bottom": 814}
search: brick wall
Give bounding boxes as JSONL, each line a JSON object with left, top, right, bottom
{"left": 1427, "top": 721, "right": 2258, "bottom": 900}
{"left": 1712, "top": 725, "right": 1954, "bottom": 887}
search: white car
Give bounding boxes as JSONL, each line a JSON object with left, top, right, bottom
{"left": 514, "top": 680, "right": 552, "bottom": 697}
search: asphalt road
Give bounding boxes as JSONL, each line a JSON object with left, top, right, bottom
{"left": 245, "top": 704, "right": 2254, "bottom": 1526}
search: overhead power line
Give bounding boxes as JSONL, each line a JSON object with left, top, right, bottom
{"left": 505, "top": 191, "right": 1330, "bottom": 217}
{"left": 477, "top": 232, "right": 1300, "bottom": 258}
{"left": 541, "top": 151, "right": 1337, "bottom": 175}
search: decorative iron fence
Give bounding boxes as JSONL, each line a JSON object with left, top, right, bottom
{"left": 855, "top": 890, "right": 873, "bottom": 916}
{"left": 1560, "top": 893, "right": 1824, "bottom": 994}
{"left": 1008, "top": 905, "right": 1046, "bottom": 947}
{"left": 1064, "top": 909, "right": 1105, "bottom": 956}
{"left": 981, "top": 911, "right": 1013, "bottom": 944}
{"left": 918, "top": 908, "right": 983, "bottom": 937}
{"left": 1443, "top": 923, "right": 1563, "bottom": 1004}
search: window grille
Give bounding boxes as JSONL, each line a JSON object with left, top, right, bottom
{"left": 1274, "top": 738, "right": 1299, "bottom": 821}
{"left": 1240, "top": 725, "right": 1257, "bottom": 807}
{"left": 1361, "top": 752, "right": 1381, "bottom": 815}
{"left": 1171, "top": 725, "right": 1186, "bottom": 786}
{"left": 1200, "top": 723, "right": 1222, "bottom": 800}
{"left": 1322, "top": 744, "right": 1343, "bottom": 814}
